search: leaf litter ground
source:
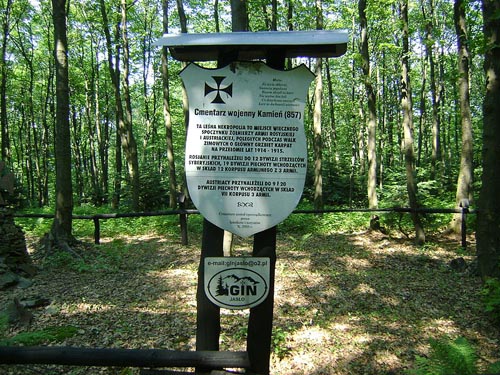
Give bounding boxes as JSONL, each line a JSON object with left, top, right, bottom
{"left": 1, "top": 226, "right": 499, "bottom": 375}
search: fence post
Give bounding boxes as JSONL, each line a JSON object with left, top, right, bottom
{"left": 178, "top": 193, "right": 188, "bottom": 246}
{"left": 460, "top": 199, "right": 470, "bottom": 250}
{"left": 93, "top": 217, "right": 100, "bottom": 245}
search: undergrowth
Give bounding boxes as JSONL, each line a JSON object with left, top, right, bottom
{"left": 0, "top": 312, "right": 78, "bottom": 346}
{"left": 482, "top": 276, "right": 500, "bottom": 322}
{"left": 407, "top": 336, "right": 500, "bottom": 375}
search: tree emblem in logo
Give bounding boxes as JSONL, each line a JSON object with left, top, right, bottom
{"left": 204, "top": 76, "right": 233, "bottom": 104}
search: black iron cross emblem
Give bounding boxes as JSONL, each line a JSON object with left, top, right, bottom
{"left": 204, "top": 76, "right": 233, "bottom": 104}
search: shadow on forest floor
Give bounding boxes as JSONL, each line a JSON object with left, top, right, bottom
{"left": 0, "top": 226, "right": 498, "bottom": 375}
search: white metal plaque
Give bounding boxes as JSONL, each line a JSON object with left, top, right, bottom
{"left": 181, "top": 61, "right": 314, "bottom": 237}
{"left": 204, "top": 257, "right": 270, "bottom": 309}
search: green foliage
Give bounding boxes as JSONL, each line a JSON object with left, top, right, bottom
{"left": 407, "top": 336, "right": 477, "bottom": 375}
{"left": 280, "top": 202, "right": 373, "bottom": 236}
{"left": 0, "top": 314, "right": 78, "bottom": 346}
{"left": 122, "top": 168, "right": 169, "bottom": 211}
{"left": 271, "top": 327, "right": 292, "bottom": 359}
{"left": 481, "top": 276, "right": 500, "bottom": 321}
{"left": 488, "top": 361, "right": 500, "bottom": 373}
{"left": 0, "top": 313, "right": 8, "bottom": 336}
{"left": 44, "top": 244, "right": 127, "bottom": 274}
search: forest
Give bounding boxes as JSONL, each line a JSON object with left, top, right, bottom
{"left": 0, "top": 0, "right": 495, "bottom": 235}
{"left": 0, "top": 0, "right": 496, "bottom": 274}
{"left": 1, "top": 0, "right": 500, "bottom": 373}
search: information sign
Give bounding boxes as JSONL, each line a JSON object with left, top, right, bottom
{"left": 204, "top": 257, "right": 270, "bottom": 309}
{"left": 181, "top": 62, "right": 314, "bottom": 237}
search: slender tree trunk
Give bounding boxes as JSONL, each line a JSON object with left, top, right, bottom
{"left": 325, "top": 64, "right": 337, "bottom": 162}
{"left": 175, "top": 0, "right": 189, "bottom": 201}
{"left": 313, "top": 59, "right": 323, "bottom": 211}
{"left": 100, "top": 0, "right": 139, "bottom": 210}
{"left": 358, "top": 0, "right": 378, "bottom": 210}
{"left": 176, "top": 0, "right": 188, "bottom": 33}
{"left": 71, "top": 106, "right": 84, "bottom": 204}
{"left": 162, "top": 0, "right": 178, "bottom": 209}
{"left": 120, "top": 0, "right": 140, "bottom": 211}
{"left": 477, "top": 0, "right": 500, "bottom": 279}
{"left": 417, "top": 52, "right": 426, "bottom": 168}
{"left": 0, "top": 0, "right": 13, "bottom": 161}
{"left": 84, "top": 68, "right": 101, "bottom": 205}
{"left": 214, "top": 0, "right": 220, "bottom": 32}
{"left": 230, "top": 0, "right": 248, "bottom": 31}
{"left": 400, "top": 0, "right": 425, "bottom": 245}
{"left": 421, "top": 0, "right": 442, "bottom": 179}
{"left": 450, "top": 0, "right": 474, "bottom": 234}
{"left": 113, "top": 115, "right": 122, "bottom": 209}
{"left": 51, "top": 0, "right": 74, "bottom": 247}
{"left": 313, "top": 0, "right": 323, "bottom": 211}
{"left": 271, "top": 0, "right": 277, "bottom": 31}
{"left": 97, "top": 79, "right": 110, "bottom": 205}
{"left": 41, "top": 43, "right": 53, "bottom": 206}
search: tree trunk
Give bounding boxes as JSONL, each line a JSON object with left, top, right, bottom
{"left": 50, "top": 0, "right": 74, "bottom": 247}
{"left": 477, "top": 0, "right": 500, "bottom": 279}
{"left": 313, "top": 0, "right": 323, "bottom": 212}
{"left": 417, "top": 51, "right": 426, "bottom": 168}
{"left": 97, "top": 86, "right": 110, "bottom": 205}
{"left": 325, "top": 64, "right": 337, "bottom": 161}
{"left": 230, "top": 0, "right": 248, "bottom": 31}
{"left": 176, "top": 0, "right": 188, "bottom": 33}
{"left": 421, "top": 0, "right": 442, "bottom": 179}
{"left": 162, "top": 0, "right": 178, "bottom": 209}
{"left": 358, "top": 0, "right": 378, "bottom": 210}
{"left": 100, "top": 0, "right": 139, "bottom": 211}
{"left": 120, "top": 0, "right": 140, "bottom": 211}
{"left": 400, "top": 0, "right": 425, "bottom": 245}
{"left": 450, "top": 0, "right": 474, "bottom": 234}
{"left": 214, "top": 0, "right": 220, "bottom": 32}
{"left": 0, "top": 0, "right": 13, "bottom": 162}
{"left": 313, "top": 59, "right": 323, "bottom": 211}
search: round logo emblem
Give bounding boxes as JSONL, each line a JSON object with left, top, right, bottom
{"left": 206, "top": 267, "right": 269, "bottom": 309}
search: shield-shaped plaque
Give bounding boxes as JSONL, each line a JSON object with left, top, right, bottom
{"left": 181, "top": 61, "right": 314, "bottom": 237}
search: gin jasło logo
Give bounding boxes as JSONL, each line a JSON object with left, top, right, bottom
{"left": 205, "top": 263, "right": 269, "bottom": 309}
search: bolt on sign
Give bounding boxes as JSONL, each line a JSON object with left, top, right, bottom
{"left": 181, "top": 61, "right": 314, "bottom": 237}
{"left": 204, "top": 257, "right": 270, "bottom": 309}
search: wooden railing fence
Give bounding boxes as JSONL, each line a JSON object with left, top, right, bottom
{"left": 14, "top": 205, "right": 473, "bottom": 248}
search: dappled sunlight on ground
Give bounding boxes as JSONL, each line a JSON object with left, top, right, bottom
{"left": 1, "top": 229, "right": 498, "bottom": 374}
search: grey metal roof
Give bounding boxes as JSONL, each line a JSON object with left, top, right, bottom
{"left": 154, "top": 30, "right": 349, "bottom": 61}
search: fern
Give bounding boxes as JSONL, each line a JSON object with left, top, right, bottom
{"left": 482, "top": 277, "right": 500, "bottom": 321}
{"left": 407, "top": 336, "right": 477, "bottom": 375}
{"left": 488, "top": 361, "right": 500, "bottom": 373}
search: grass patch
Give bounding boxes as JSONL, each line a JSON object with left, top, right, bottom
{"left": 0, "top": 311, "right": 78, "bottom": 346}
{"left": 0, "top": 326, "right": 78, "bottom": 346}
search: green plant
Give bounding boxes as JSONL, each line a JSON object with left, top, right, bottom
{"left": 0, "top": 161, "right": 14, "bottom": 206}
{"left": 407, "top": 336, "right": 477, "bottom": 375}
{"left": 0, "top": 312, "right": 8, "bottom": 336}
{"left": 481, "top": 276, "right": 500, "bottom": 321}
{"left": 0, "top": 325, "right": 78, "bottom": 346}
{"left": 44, "top": 245, "right": 126, "bottom": 274}
{"left": 488, "top": 361, "right": 500, "bottom": 373}
{"left": 272, "top": 327, "right": 292, "bottom": 359}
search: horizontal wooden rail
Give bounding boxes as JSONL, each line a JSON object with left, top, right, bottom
{"left": 13, "top": 206, "right": 473, "bottom": 248}
{"left": 0, "top": 346, "right": 250, "bottom": 369}
{"left": 14, "top": 209, "right": 200, "bottom": 220}
{"left": 12, "top": 206, "right": 474, "bottom": 219}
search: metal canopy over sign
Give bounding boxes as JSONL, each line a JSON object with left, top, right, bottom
{"left": 155, "top": 30, "right": 348, "bottom": 61}
{"left": 181, "top": 61, "right": 313, "bottom": 237}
